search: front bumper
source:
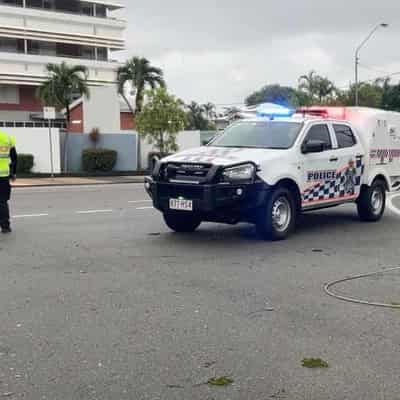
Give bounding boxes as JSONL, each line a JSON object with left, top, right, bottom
{"left": 145, "top": 177, "right": 271, "bottom": 223}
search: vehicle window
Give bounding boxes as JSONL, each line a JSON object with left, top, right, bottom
{"left": 209, "top": 121, "right": 303, "bottom": 149}
{"left": 304, "top": 124, "right": 332, "bottom": 150}
{"left": 333, "top": 124, "right": 357, "bottom": 148}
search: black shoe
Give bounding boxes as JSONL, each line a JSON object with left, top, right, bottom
{"left": 1, "top": 227, "right": 11, "bottom": 234}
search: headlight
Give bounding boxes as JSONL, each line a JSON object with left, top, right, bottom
{"left": 222, "top": 163, "right": 256, "bottom": 182}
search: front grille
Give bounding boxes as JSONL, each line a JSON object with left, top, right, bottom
{"left": 158, "top": 184, "right": 204, "bottom": 200}
{"left": 162, "top": 162, "right": 212, "bottom": 183}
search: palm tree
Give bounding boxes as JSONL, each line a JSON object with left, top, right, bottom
{"left": 298, "top": 70, "right": 319, "bottom": 100}
{"left": 315, "top": 77, "right": 336, "bottom": 103}
{"left": 299, "top": 70, "right": 336, "bottom": 104}
{"left": 37, "top": 62, "right": 89, "bottom": 126}
{"left": 117, "top": 57, "right": 166, "bottom": 115}
{"left": 203, "top": 102, "right": 216, "bottom": 120}
{"left": 186, "top": 101, "right": 209, "bottom": 130}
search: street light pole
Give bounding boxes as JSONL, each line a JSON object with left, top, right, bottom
{"left": 355, "top": 23, "right": 388, "bottom": 106}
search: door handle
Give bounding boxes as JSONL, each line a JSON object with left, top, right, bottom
{"left": 329, "top": 157, "right": 339, "bottom": 162}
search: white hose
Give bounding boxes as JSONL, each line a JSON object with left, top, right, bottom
{"left": 324, "top": 267, "right": 400, "bottom": 309}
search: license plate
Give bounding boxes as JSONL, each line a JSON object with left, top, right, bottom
{"left": 169, "top": 198, "right": 193, "bottom": 211}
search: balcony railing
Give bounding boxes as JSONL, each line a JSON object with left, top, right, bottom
{"left": 0, "top": 46, "right": 109, "bottom": 62}
{"left": 0, "top": 1, "right": 124, "bottom": 20}
{"left": 0, "top": 120, "right": 66, "bottom": 128}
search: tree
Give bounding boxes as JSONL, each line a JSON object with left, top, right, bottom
{"left": 380, "top": 79, "right": 400, "bottom": 111}
{"left": 246, "top": 84, "right": 302, "bottom": 107}
{"left": 136, "top": 88, "right": 187, "bottom": 155}
{"left": 37, "top": 62, "right": 89, "bottom": 125}
{"left": 203, "top": 102, "right": 216, "bottom": 120}
{"left": 117, "top": 57, "right": 166, "bottom": 116}
{"left": 298, "top": 70, "right": 319, "bottom": 100}
{"left": 338, "top": 82, "right": 383, "bottom": 108}
{"left": 185, "top": 101, "right": 210, "bottom": 130}
{"left": 298, "top": 71, "right": 336, "bottom": 104}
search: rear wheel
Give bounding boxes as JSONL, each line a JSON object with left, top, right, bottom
{"left": 256, "top": 187, "right": 297, "bottom": 241}
{"left": 357, "top": 179, "right": 386, "bottom": 222}
{"left": 163, "top": 212, "right": 202, "bottom": 233}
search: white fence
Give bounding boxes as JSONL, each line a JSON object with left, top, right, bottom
{"left": 140, "top": 130, "right": 201, "bottom": 170}
{"left": 6, "top": 128, "right": 201, "bottom": 174}
{"left": 7, "top": 127, "right": 61, "bottom": 174}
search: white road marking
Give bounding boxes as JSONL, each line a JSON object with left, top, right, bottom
{"left": 76, "top": 209, "right": 114, "bottom": 215}
{"left": 12, "top": 213, "right": 49, "bottom": 219}
{"left": 387, "top": 193, "right": 400, "bottom": 216}
{"left": 136, "top": 207, "right": 154, "bottom": 210}
{"left": 128, "top": 200, "right": 152, "bottom": 204}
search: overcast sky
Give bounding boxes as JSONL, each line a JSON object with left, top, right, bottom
{"left": 115, "top": 0, "right": 400, "bottom": 106}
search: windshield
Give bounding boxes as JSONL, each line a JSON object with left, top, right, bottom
{"left": 210, "top": 120, "right": 303, "bottom": 149}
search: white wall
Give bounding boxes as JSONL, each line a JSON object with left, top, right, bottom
{"left": 83, "top": 85, "right": 120, "bottom": 133}
{"left": 140, "top": 130, "right": 201, "bottom": 170}
{"left": 7, "top": 128, "right": 61, "bottom": 174}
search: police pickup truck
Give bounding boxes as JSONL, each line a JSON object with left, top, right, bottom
{"left": 145, "top": 106, "right": 400, "bottom": 240}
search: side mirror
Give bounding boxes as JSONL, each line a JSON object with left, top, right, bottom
{"left": 302, "top": 139, "right": 326, "bottom": 154}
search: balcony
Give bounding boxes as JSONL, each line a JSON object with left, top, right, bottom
{"left": 0, "top": 38, "right": 109, "bottom": 61}
{"left": 0, "top": 0, "right": 123, "bottom": 18}
{"left": 0, "top": 51, "right": 120, "bottom": 85}
{"left": 0, "top": 4, "right": 125, "bottom": 50}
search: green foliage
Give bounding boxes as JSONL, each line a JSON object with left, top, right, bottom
{"left": 298, "top": 71, "right": 337, "bottom": 104}
{"left": 82, "top": 149, "right": 117, "bottom": 172}
{"left": 207, "top": 376, "right": 234, "bottom": 386}
{"left": 185, "top": 101, "right": 215, "bottom": 130}
{"left": 117, "top": 57, "right": 165, "bottom": 115}
{"left": 136, "top": 88, "right": 187, "bottom": 155}
{"left": 246, "top": 84, "right": 306, "bottom": 107}
{"left": 338, "top": 82, "right": 384, "bottom": 108}
{"left": 16, "top": 154, "right": 34, "bottom": 174}
{"left": 37, "top": 62, "right": 90, "bottom": 124}
{"left": 302, "top": 358, "right": 329, "bottom": 368}
{"left": 245, "top": 70, "right": 400, "bottom": 112}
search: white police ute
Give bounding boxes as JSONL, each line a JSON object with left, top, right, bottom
{"left": 145, "top": 105, "right": 400, "bottom": 240}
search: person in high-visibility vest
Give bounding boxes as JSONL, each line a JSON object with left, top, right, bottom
{"left": 0, "top": 131, "right": 17, "bottom": 234}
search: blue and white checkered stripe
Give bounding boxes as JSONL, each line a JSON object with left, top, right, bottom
{"left": 303, "top": 159, "right": 364, "bottom": 204}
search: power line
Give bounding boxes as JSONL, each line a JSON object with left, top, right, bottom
{"left": 358, "top": 63, "right": 393, "bottom": 75}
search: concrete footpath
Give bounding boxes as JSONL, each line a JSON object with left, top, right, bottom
{"left": 13, "top": 175, "right": 145, "bottom": 187}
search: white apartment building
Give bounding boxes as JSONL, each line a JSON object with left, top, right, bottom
{"left": 0, "top": 0, "right": 128, "bottom": 132}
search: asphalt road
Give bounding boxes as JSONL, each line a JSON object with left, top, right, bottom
{"left": 2, "top": 183, "right": 400, "bottom": 400}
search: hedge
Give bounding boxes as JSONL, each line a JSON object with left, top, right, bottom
{"left": 82, "top": 148, "right": 117, "bottom": 172}
{"left": 16, "top": 154, "right": 34, "bottom": 174}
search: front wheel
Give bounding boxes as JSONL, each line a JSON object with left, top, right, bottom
{"left": 163, "top": 212, "right": 202, "bottom": 233}
{"left": 357, "top": 180, "right": 386, "bottom": 222}
{"left": 256, "top": 187, "right": 297, "bottom": 241}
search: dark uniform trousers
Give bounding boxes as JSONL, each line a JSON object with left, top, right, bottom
{"left": 0, "top": 178, "right": 11, "bottom": 229}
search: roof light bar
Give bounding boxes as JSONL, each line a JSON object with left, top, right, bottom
{"left": 256, "top": 103, "right": 295, "bottom": 119}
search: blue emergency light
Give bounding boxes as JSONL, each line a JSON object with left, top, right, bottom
{"left": 256, "top": 103, "right": 295, "bottom": 119}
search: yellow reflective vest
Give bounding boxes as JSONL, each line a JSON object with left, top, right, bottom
{"left": 0, "top": 131, "right": 15, "bottom": 178}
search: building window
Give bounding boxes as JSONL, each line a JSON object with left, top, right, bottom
{"left": 0, "top": 37, "right": 24, "bottom": 53}
{"left": 0, "top": 86, "right": 20, "bottom": 104}
{"left": 95, "top": 4, "right": 106, "bottom": 17}
{"left": 27, "top": 40, "right": 56, "bottom": 56}
{"left": 81, "top": 1, "right": 94, "bottom": 16}
{"left": 97, "top": 47, "right": 107, "bottom": 61}
{"left": 26, "top": 0, "right": 43, "bottom": 8}
{"left": 0, "top": 0, "right": 23, "bottom": 6}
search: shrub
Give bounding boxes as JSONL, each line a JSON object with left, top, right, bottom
{"left": 82, "top": 148, "right": 117, "bottom": 172}
{"left": 17, "top": 154, "right": 34, "bottom": 174}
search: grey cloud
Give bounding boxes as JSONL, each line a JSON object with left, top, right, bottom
{"left": 115, "top": 0, "right": 400, "bottom": 104}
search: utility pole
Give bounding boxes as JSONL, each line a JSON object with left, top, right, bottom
{"left": 355, "top": 23, "right": 388, "bottom": 106}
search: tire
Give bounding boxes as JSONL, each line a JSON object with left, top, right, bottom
{"left": 163, "top": 212, "right": 202, "bottom": 233}
{"left": 256, "top": 187, "right": 297, "bottom": 241}
{"left": 357, "top": 179, "right": 386, "bottom": 222}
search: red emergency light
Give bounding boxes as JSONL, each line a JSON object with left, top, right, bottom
{"left": 296, "top": 107, "right": 347, "bottom": 120}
